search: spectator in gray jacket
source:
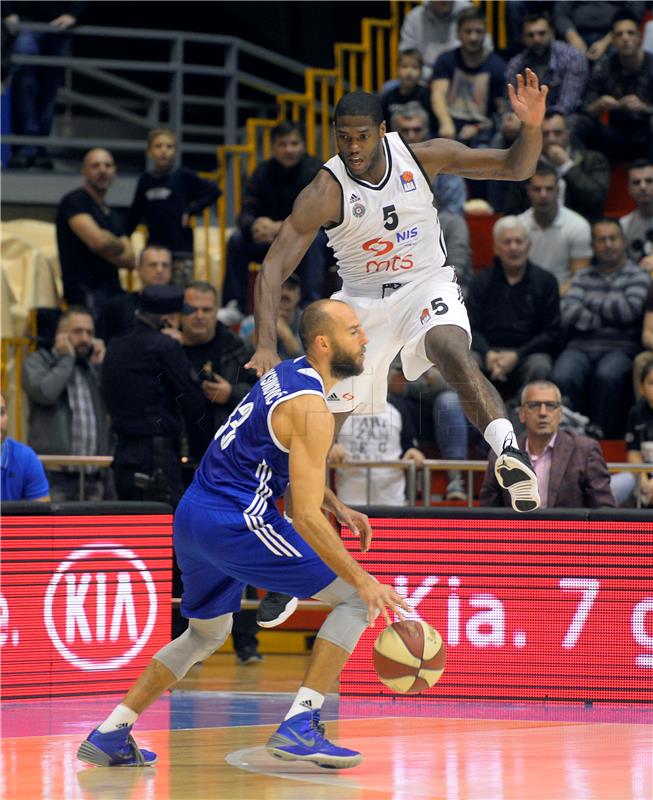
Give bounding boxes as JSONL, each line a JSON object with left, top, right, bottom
{"left": 551, "top": 219, "right": 652, "bottom": 438}
{"left": 22, "top": 306, "right": 110, "bottom": 501}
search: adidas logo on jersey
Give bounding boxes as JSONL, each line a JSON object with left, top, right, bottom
{"left": 326, "top": 392, "right": 340, "bottom": 402}
{"left": 349, "top": 193, "right": 361, "bottom": 203}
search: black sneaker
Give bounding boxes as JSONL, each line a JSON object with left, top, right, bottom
{"left": 236, "top": 649, "right": 264, "bottom": 665}
{"left": 257, "top": 592, "right": 298, "bottom": 628}
{"left": 495, "top": 446, "right": 541, "bottom": 512}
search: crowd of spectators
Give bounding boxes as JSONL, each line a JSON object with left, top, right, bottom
{"left": 3, "top": 1, "right": 653, "bottom": 538}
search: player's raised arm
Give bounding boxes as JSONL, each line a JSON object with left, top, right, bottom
{"left": 414, "top": 68, "right": 548, "bottom": 182}
{"left": 245, "top": 172, "right": 342, "bottom": 376}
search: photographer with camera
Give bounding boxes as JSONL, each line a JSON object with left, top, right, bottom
{"left": 102, "top": 285, "right": 205, "bottom": 506}
{"left": 23, "top": 306, "right": 110, "bottom": 501}
{"left": 180, "top": 281, "right": 257, "bottom": 463}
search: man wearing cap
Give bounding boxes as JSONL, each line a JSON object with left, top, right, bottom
{"left": 102, "top": 284, "right": 206, "bottom": 506}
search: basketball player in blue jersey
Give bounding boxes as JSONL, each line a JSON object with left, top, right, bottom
{"left": 77, "top": 299, "right": 412, "bottom": 771}
{"left": 247, "top": 70, "right": 548, "bottom": 519}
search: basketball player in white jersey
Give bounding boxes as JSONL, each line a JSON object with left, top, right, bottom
{"left": 247, "top": 70, "right": 548, "bottom": 523}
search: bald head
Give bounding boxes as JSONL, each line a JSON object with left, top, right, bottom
{"left": 82, "top": 148, "right": 116, "bottom": 195}
{"left": 299, "top": 299, "right": 348, "bottom": 354}
{"left": 299, "top": 299, "right": 367, "bottom": 381}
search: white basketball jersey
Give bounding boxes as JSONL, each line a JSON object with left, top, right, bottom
{"left": 323, "top": 132, "right": 447, "bottom": 297}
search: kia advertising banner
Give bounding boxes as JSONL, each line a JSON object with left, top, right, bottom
{"left": 1, "top": 512, "right": 173, "bottom": 700}
{"left": 342, "top": 516, "right": 653, "bottom": 703}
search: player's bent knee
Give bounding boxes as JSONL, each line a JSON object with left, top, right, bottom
{"left": 314, "top": 579, "right": 372, "bottom": 654}
{"left": 153, "top": 614, "right": 233, "bottom": 679}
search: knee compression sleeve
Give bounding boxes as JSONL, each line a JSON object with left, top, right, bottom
{"left": 313, "top": 577, "right": 377, "bottom": 654}
{"left": 154, "top": 614, "right": 233, "bottom": 680}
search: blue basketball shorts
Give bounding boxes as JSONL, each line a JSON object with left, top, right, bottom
{"left": 173, "top": 486, "right": 337, "bottom": 619}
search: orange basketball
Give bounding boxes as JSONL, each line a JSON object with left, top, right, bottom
{"left": 372, "top": 620, "right": 446, "bottom": 694}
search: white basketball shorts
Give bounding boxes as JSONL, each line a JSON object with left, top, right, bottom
{"left": 327, "top": 266, "right": 471, "bottom": 415}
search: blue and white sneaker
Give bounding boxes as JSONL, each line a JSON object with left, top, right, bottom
{"left": 77, "top": 725, "right": 157, "bottom": 767}
{"left": 266, "top": 710, "right": 362, "bottom": 769}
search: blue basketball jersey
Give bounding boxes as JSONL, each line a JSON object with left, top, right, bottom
{"left": 194, "top": 356, "right": 326, "bottom": 508}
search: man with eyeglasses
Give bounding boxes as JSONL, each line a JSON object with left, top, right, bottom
{"left": 480, "top": 380, "right": 615, "bottom": 508}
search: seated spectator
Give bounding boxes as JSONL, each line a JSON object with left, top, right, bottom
{"left": 102, "top": 285, "right": 205, "bottom": 507}
{"left": 551, "top": 218, "right": 651, "bottom": 438}
{"left": 504, "top": 111, "right": 610, "bottom": 223}
{"left": 620, "top": 159, "right": 653, "bottom": 274}
{"left": 330, "top": 386, "right": 425, "bottom": 506}
{"left": 100, "top": 244, "right": 172, "bottom": 342}
{"left": 633, "top": 284, "right": 653, "bottom": 398}
{"left": 506, "top": 11, "right": 588, "bottom": 117}
{"left": 240, "top": 275, "right": 304, "bottom": 360}
{"left": 221, "top": 122, "right": 327, "bottom": 314}
{"left": 399, "top": 1, "right": 474, "bottom": 83}
{"left": 388, "top": 363, "right": 469, "bottom": 501}
{"left": 390, "top": 104, "right": 472, "bottom": 291}
{"left": 431, "top": 5, "right": 506, "bottom": 148}
{"left": 180, "top": 281, "right": 257, "bottom": 462}
{"left": 381, "top": 49, "right": 438, "bottom": 135}
{"left": 22, "top": 306, "right": 109, "bottom": 501}
{"left": 554, "top": 1, "right": 645, "bottom": 63}
{"left": 467, "top": 217, "right": 560, "bottom": 404}
{"left": 125, "top": 128, "right": 220, "bottom": 287}
{"left": 576, "top": 10, "right": 653, "bottom": 162}
{"left": 480, "top": 380, "right": 615, "bottom": 508}
{"left": 4, "top": 2, "right": 84, "bottom": 169}
{"left": 56, "top": 148, "right": 135, "bottom": 319}
{"left": 620, "top": 359, "right": 653, "bottom": 507}
{"left": 0, "top": 392, "right": 50, "bottom": 501}
{"left": 517, "top": 162, "right": 592, "bottom": 295}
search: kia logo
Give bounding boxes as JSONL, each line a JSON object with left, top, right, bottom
{"left": 43, "top": 544, "right": 158, "bottom": 671}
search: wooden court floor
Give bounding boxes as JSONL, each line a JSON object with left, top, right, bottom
{"left": 2, "top": 654, "right": 650, "bottom": 800}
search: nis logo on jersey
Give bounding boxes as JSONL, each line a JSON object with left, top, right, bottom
{"left": 362, "top": 227, "right": 418, "bottom": 273}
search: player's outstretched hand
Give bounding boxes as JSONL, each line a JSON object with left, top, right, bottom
{"left": 508, "top": 68, "right": 548, "bottom": 128}
{"left": 336, "top": 505, "right": 373, "bottom": 552}
{"left": 357, "top": 576, "right": 412, "bottom": 628}
{"left": 245, "top": 346, "right": 281, "bottom": 377}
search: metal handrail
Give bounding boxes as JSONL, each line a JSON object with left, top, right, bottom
{"left": 37, "top": 455, "right": 114, "bottom": 502}
{"left": 4, "top": 21, "right": 309, "bottom": 158}
{"left": 327, "top": 460, "right": 417, "bottom": 506}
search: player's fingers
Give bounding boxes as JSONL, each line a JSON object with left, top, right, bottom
{"left": 378, "top": 603, "right": 392, "bottom": 627}
{"left": 540, "top": 84, "right": 549, "bottom": 99}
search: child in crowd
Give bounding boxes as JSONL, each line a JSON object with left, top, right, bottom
{"left": 381, "top": 49, "right": 438, "bottom": 136}
{"left": 126, "top": 129, "right": 220, "bottom": 286}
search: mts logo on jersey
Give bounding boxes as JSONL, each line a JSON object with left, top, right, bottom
{"left": 361, "top": 228, "right": 418, "bottom": 274}
{"left": 44, "top": 544, "right": 158, "bottom": 671}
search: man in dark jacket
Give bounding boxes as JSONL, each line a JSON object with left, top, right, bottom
{"left": 22, "top": 305, "right": 109, "bottom": 500}
{"left": 180, "top": 281, "right": 257, "bottom": 462}
{"left": 102, "top": 285, "right": 205, "bottom": 506}
{"left": 503, "top": 111, "right": 609, "bottom": 222}
{"left": 467, "top": 216, "right": 561, "bottom": 404}
{"left": 480, "top": 380, "right": 615, "bottom": 508}
{"left": 222, "top": 121, "right": 328, "bottom": 313}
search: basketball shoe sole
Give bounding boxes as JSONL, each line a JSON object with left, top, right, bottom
{"left": 495, "top": 447, "right": 541, "bottom": 512}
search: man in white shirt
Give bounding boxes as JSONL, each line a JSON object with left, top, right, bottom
{"left": 517, "top": 161, "right": 592, "bottom": 295}
{"left": 620, "top": 159, "right": 653, "bottom": 274}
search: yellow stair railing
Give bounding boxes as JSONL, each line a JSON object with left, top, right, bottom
{"left": 214, "top": 1, "right": 410, "bottom": 295}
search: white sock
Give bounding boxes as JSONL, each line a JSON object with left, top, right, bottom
{"left": 97, "top": 703, "right": 139, "bottom": 733}
{"left": 484, "top": 419, "right": 517, "bottom": 457}
{"left": 284, "top": 687, "right": 324, "bottom": 720}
